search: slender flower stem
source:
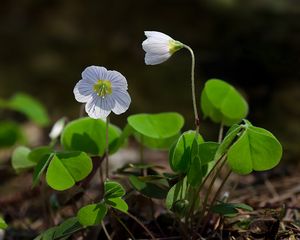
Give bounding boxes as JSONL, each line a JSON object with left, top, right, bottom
{"left": 140, "top": 135, "right": 145, "bottom": 176}
{"left": 188, "top": 154, "right": 226, "bottom": 219}
{"left": 99, "top": 162, "right": 104, "bottom": 191}
{"left": 195, "top": 155, "right": 227, "bottom": 231}
{"left": 79, "top": 104, "right": 85, "bottom": 117}
{"left": 200, "top": 169, "right": 232, "bottom": 234}
{"left": 192, "top": 155, "right": 225, "bottom": 209}
{"left": 218, "top": 122, "right": 224, "bottom": 143}
{"left": 209, "top": 169, "right": 232, "bottom": 211}
{"left": 112, "top": 212, "right": 136, "bottom": 240}
{"left": 105, "top": 117, "right": 110, "bottom": 179}
{"left": 183, "top": 44, "right": 200, "bottom": 131}
{"left": 101, "top": 221, "right": 112, "bottom": 240}
{"left": 125, "top": 211, "right": 155, "bottom": 240}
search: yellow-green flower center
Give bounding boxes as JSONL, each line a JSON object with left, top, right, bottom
{"left": 169, "top": 40, "right": 183, "bottom": 54}
{"left": 93, "top": 80, "right": 112, "bottom": 97}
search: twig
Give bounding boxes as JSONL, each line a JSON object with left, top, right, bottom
{"left": 264, "top": 185, "right": 300, "bottom": 205}
{"left": 264, "top": 178, "right": 279, "bottom": 198}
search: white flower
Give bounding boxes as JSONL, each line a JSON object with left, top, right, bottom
{"left": 49, "top": 117, "right": 66, "bottom": 140}
{"left": 142, "top": 31, "right": 183, "bottom": 65}
{"left": 73, "top": 66, "right": 131, "bottom": 119}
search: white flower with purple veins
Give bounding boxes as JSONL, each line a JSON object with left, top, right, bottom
{"left": 74, "top": 66, "right": 131, "bottom": 119}
{"left": 142, "top": 31, "right": 184, "bottom": 65}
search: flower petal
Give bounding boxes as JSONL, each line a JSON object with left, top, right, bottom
{"left": 145, "top": 52, "right": 171, "bottom": 65}
{"left": 85, "top": 95, "right": 115, "bottom": 119}
{"left": 82, "top": 66, "right": 108, "bottom": 82}
{"left": 144, "top": 31, "right": 173, "bottom": 41}
{"left": 112, "top": 90, "right": 131, "bottom": 115}
{"left": 107, "top": 70, "right": 128, "bottom": 90}
{"left": 73, "top": 80, "right": 94, "bottom": 103}
{"left": 142, "top": 38, "right": 170, "bottom": 54}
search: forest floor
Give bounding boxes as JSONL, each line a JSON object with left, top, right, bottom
{"left": 0, "top": 142, "right": 299, "bottom": 240}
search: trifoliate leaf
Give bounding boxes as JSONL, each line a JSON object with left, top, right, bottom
{"left": 201, "top": 79, "right": 248, "bottom": 126}
{"left": 61, "top": 117, "right": 121, "bottom": 156}
{"left": 227, "top": 123, "right": 282, "bottom": 174}
{"left": 104, "top": 180, "right": 126, "bottom": 200}
{"left": 46, "top": 152, "right": 92, "bottom": 190}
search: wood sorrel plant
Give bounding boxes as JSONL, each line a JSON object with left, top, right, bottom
{"left": 142, "top": 31, "right": 282, "bottom": 235}
{"left": 9, "top": 31, "right": 282, "bottom": 239}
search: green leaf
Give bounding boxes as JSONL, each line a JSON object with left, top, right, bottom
{"left": 232, "top": 203, "right": 253, "bottom": 212}
{"left": 54, "top": 217, "right": 82, "bottom": 238}
{"left": 186, "top": 139, "right": 216, "bottom": 187}
{"left": 104, "top": 180, "right": 126, "bottom": 199}
{"left": 227, "top": 123, "right": 282, "bottom": 174}
{"left": 187, "top": 156, "right": 202, "bottom": 187}
{"left": 46, "top": 152, "right": 93, "bottom": 191}
{"left": 166, "top": 177, "right": 194, "bottom": 217}
{"left": 134, "top": 132, "right": 181, "bottom": 150}
{"left": 0, "top": 121, "right": 23, "bottom": 148}
{"left": 199, "top": 142, "right": 219, "bottom": 164}
{"left": 34, "top": 217, "right": 82, "bottom": 240}
{"left": 105, "top": 197, "right": 128, "bottom": 213}
{"left": 77, "top": 203, "right": 107, "bottom": 227}
{"left": 12, "top": 146, "right": 36, "bottom": 172}
{"left": 28, "top": 146, "right": 53, "bottom": 163}
{"left": 128, "top": 112, "right": 184, "bottom": 139}
{"left": 34, "top": 228, "right": 56, "bottom": 240}
{"left": 32, "top": 153, "right": 53, "bottom": 187}
{"left": 30, "top": 146, "right": 54, "bottom": 186}
{"left": 212, "top": 203, "right": 238, "bottom": 217}
{"left": 169, "top": 131, "right": 204, "bottom": 173}
{"left": 0, "top": 217, "right": 7, "bottom": 229}
{"left": 201, "top": 79, "right": 248, "bottom": 126}
{"left": 7, "top": 93, "right": 49, "bottom": 126}
{"left": 129, "top": 175, "right": 168, "bottom": 199}
{"left": 61, "top": 117, "right": 121, "bottom": 156}
{"left": 128, "top": 112, "right": 184, "bottom": 149}
{"left": 166, "top": 177, "right": 188, "bottom": 210}
{"left": 212, "top": 202, "right": 253, "bottom": 217}
{"left": 215, "top": 124, "right": 242, "bottom": 160}
{"left": 117, "top": 124, "right": 133, "bottom": 148}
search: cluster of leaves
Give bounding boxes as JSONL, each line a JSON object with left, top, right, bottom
{"left": 35, "top": 181, "right": 127, "bottom": 240}
{"left": 6, "top": 78, "right": 282, "bottom": 238}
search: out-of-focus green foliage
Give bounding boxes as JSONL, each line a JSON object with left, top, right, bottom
{"left": 0, "top": 121, "right": 23, "bottom": 148}
{"left": 0, "top": 93, "right": 49, "bottom": 126}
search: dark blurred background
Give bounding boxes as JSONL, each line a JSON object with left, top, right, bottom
{"left": 0, "top": 0, "right": 299, "bottom": 160}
